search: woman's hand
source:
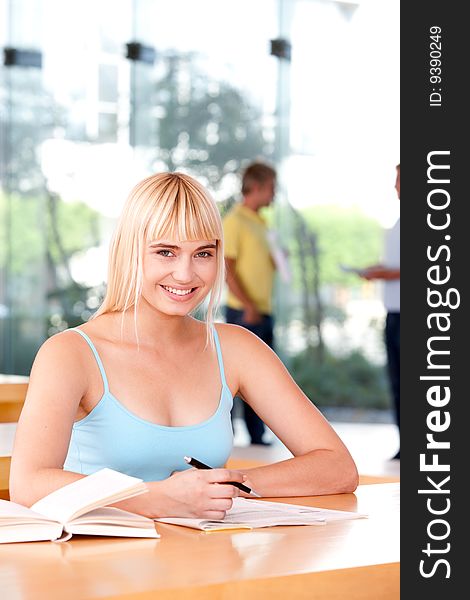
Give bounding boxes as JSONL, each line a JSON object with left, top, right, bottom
{"left": 151, "top": 468, "right": 247, "bottom": 519}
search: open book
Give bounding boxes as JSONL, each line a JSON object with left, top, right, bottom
{"left": 156, "top": 497, "right": 365, "bottom": 531}
{"left": 0, "top": 468, "right": 159, "bottom": 543}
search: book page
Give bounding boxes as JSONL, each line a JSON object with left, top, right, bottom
{"left": 0, "top": 523, "right": 63, "bottom": 544}
{"left": 65, "top": 523, "right": 159, "bottom": 539}
{"left": 156, "top": 517, "right": 252, "bottom": 532}
{"left": 72, "top": 507, "right": 159, "bottom": 532}
{"left": 31, "top": 468, "right": 147, "bottom": 524}
{"left": 0, "top": 499, "right": 55, "bottom": 524}
{"left": 65, "top": 507, "right": 159, "bottom": 539}
{"left": 156, "top": 497, "right": 366, "bottom": 531}
{"left": 1, "top": 501, "right": 64, "bottom": 543}
{"left": 0, "top": 501, "right": 158, "bottom": 543}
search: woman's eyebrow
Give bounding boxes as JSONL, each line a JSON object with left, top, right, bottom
{"left": 196, "top": 243, "right": 217, "bottom": 250}
{"left": 148, "top": 242, "right": 217, "bottom": 250}
{"left": 149, "top": 242, "right": 180, "bottom": 249}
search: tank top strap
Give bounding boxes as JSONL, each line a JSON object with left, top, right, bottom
{"left": 71, "top": 328, "right": 110, "bottom": 393}
{"left": 212, "top": 326, "right": 228, "bottom": 391}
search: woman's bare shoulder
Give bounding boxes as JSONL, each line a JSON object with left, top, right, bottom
{"left": 36, "top": 328, "right": 83, "bottom": 356}
{"left": 214, "top": 322, "right": 273, "bottom": 356}
{"left": 215, "top": 321, "right": 253, "bottom": 341}
{"left": 31, "top": 326, "right": 98, "bottom": 375}
{"left": 24, "top": 328, "right": 93, "bottom": 407}
{"left": 30, "top": 318, "right": 122, "bottom": 396}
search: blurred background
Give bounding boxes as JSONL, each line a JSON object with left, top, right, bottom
{"left": 0, "top": 0, "right": 399, "bottom": 433}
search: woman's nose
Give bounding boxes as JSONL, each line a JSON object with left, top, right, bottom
{"left": 171, "top": 257, "right": 194, "bottom": 283}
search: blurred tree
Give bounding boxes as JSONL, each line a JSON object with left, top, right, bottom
{"left": 290, "top": 207, "right": 325, "bottom": 361}
{"left": 271, "top": 202, "right": 383, "bottom": 369}
{"left": 0, "top": 191, "right": 101, "bottom": 372}
{"left": 0, "top": 69, "right": 67, "bottom": 194}
{"left": 0, "top": 193, "right": 99, "bottom": 278}
{"left": 290, "top": 347, "right": 389, "bottom": 409}
{"left": 300, "top": 205, "right": 382, "bottom": 285}
{"left": 149, "top": 53, "right": 274, "bottom": 195}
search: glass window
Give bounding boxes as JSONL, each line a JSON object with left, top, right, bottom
{"left": 1, "top": 0, "right": 399, "bottom": 395}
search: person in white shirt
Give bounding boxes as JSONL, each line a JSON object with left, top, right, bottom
{"left": 361, "top": 164, "right": 400, "bottom": 460}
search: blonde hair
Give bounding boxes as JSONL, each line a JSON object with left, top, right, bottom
{"left": 94, "top": 172, "right": 224, "bottom": 346}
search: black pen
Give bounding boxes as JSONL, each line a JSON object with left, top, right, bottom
{"left": 183, "top": 456, "right": 261, "bottom": 497}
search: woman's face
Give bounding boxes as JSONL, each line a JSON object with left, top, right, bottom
{"left": 141, "top": 238, "right": 218, "bottom": 316}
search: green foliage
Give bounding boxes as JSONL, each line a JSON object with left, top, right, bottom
{"left": 294, "top": 205, "right": 383, "bottom": 286}
{"left": 151, "top": 55, "right": 272, "bottom": 191}
{"left": 46, "top": 197, "right": 101, "bottom": 263}
{"left": 1, "top": 192, "right": 103, "bottom": 373}
{"left": 0, "top": 192, "right": 100, "bottom": 274}
{"left": 0, "top": 194, "right": 45, "bottom": 274}
{"left": 290, "top": 347, "right": 390, "bottom": 409}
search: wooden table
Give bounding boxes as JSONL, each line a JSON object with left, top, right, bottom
{"left": 0, "top": 374, "right": 27, "bottom": 499}
{"left": 0, "top": 483, "right": 399, "bottom": 599}
{"left": 0, "top": 374, "right": 28, "bottom": 422}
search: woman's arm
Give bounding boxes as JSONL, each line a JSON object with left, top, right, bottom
{"left": 218, "top": 324, "right": 359, "bottom": 497}
{"left": 115, "top": 467, "right": 245, "bottom": 520}
{"left": 9, "top": 332, "right": 90, "bottom": 505}
{"left": 361, "top": 265, "right": 400, "bottom": 281}
{"left": 224, "top": 257, "right": 261, "bottom": 324}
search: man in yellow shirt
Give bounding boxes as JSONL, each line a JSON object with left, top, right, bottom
{"left": 223, "top": 162, "right": 276, "bottom": 445}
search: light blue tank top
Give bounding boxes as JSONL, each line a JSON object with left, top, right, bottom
{"left": 64, "top": 328, "right": 234, "bottom": 482}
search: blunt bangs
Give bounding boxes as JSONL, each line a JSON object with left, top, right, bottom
{"left": 145, "top": 175, "right": 222, "bottom": 245}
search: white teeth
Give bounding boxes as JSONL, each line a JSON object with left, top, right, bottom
{"left": 163, "top": 286, "right": 193, "bottom": 296}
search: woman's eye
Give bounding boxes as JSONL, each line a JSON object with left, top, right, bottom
{"left": 196, "top": 251, "right": 213, "bottom": 258}
{"left": 157, "top": 250, "right": 174, "bottom": 257}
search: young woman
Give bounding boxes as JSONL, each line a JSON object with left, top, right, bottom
{"left": 10, "top": 172, "right": 358, "bottom": 519}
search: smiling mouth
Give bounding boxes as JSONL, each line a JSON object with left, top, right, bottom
{"left": 160, "top": 285, "right": 196, "bottom": 297}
